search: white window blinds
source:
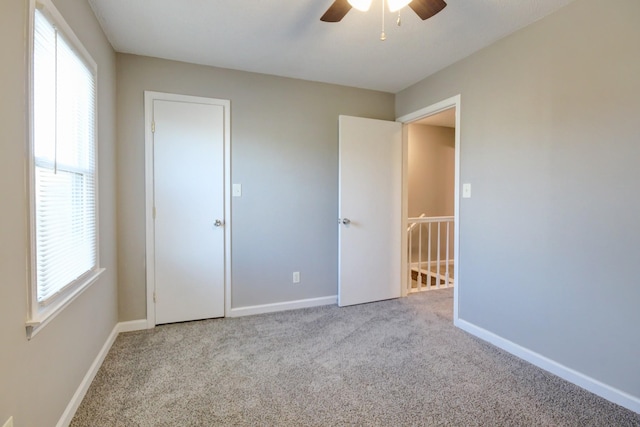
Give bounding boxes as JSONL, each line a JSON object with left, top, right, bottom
{"left": 32, "top": 8, "right": 98, "bottom": 304}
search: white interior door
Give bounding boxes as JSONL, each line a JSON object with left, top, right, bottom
{"left": 338, "top": 115, "right": 402, "bottom": 306}
{"left": 153, "top": 99, "right": 225, "bottom": 324}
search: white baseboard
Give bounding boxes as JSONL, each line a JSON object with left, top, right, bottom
{"left": 57, "top": 319, "right": 149, "bottom": 427}
{"left": 455, "top": 319, "right": 640, "bottom": 414}
{"left": 117, "top": 319, "right": 148, "bottom": 333}
{"left": 229, "top": 295, "right": 337, "bottom": 317}
{"left": 56, "top": 324, "right": 119, "bottom": 427}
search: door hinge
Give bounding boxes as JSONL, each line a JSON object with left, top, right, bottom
{"left": 153, "top": 206, "right": 156, "bottom": 219}
{"left": 151, "top": 121, "right": 155, "bottom": 133}
{"left": 153, "top": 292, "right": 156, "bottom": 303}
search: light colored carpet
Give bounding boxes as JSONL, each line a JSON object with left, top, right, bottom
{"left": 71, "top": 289, "right": 640, "bottom": 426}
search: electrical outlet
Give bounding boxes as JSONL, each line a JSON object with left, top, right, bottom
{"left": 292, "top": 271, "right": 300, "bottom": 283}
{"left": 3, "top": 416, "right": 13, "bottom": 427}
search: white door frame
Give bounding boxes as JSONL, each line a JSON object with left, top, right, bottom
{"left": 396, "top": 94, "right": 461, "bottom": 323}
{"left": 144, "top": 91, "right": 232, "bottom": 328}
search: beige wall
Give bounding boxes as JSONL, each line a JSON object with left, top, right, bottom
{"left": 116, "top": 54, "right": 395, "bottom": 320}
{"left": 0, "top": 0, "right": 118, "bottom": 426}
{"left": 397, "top": 0, "right": 640, "bottom": 400}
{"left": 408, "top": 124, "right": 455, "bottom": 218}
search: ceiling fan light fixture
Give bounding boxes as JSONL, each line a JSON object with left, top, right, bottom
{"left": 347, "top": 0, "right": 372, "bottom": 12}
{"left": 387, "top": 0, "right": 412, "bottom": 12}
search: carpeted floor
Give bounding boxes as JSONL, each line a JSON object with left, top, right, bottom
{"left": 71, "top": 289, "right": 640, "bottom": 426}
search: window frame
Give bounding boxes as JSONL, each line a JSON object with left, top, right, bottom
{"left": 26, "top": 0, "right": 104, "bottom": 339}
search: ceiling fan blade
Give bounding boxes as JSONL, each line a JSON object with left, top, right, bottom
{"left": 408, "top": 0, "right": 447, "bottom": 20}
{"left": 321, "top": 0, "right": 352, "bottom": 22}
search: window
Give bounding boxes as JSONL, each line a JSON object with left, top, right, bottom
{"left": 27, "top": 0, "right": 103, "bottom": 337}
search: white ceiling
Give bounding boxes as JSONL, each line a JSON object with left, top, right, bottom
{"left": 88, "top": 0, "right": 575, "bottom": 93}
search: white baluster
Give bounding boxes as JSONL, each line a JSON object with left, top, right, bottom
{"left": 445, "top": 220, "right": 450, "bottom": 287}
{"left": 408, "top": 225, "right": 413, "bottom": 292}
{"left": 418, "top": 223, "right": 423, "bottom": 291}
{"left": 436, "top": 222, "right": 441, "bottom": 289}
{"left": 427, "top": 223, "right": 432, "bottom": 290}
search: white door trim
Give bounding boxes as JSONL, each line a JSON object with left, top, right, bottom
{"left": 396, "top": 94, "right": 461, "bottom": 323}
{"left": 144, "top": 91, "right": 232, "bottom": 328}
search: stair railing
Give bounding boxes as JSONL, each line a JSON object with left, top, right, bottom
{"left": 407, "top": 215, "right": 454, "bottom": 292}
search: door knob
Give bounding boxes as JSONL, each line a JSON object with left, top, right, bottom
{"left": 340, "top": 218, "right": 351, "bottom": 225}
{"left": 214, "top": 219, "right": 224, "bottom": 227}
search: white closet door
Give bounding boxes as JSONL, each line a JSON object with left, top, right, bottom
{"left": 153, "top": 99, "right": 225, "bottom": 324}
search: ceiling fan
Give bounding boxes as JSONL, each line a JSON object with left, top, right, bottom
{"left": 320, "top": 0, "right": 447, "bottom": 23}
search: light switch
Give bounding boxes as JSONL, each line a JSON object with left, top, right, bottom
{"left": 232, "top": 184, "right": 242, "bottom": 197}
{"left": 462, "top": 183, "right": 471, "bottom": 198}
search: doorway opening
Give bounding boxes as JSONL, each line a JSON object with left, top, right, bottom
{"left": 398, "top": 95, "right": 461, "bottom": 322}
{"left": 407, "top": 109, "right": 455, "bottom": 292}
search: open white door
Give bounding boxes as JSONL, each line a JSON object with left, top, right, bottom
{"left": 338, "top": 115, "right": 402, "bottom": 307}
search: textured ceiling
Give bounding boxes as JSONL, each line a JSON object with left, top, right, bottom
{"left": 88, "top": 0, "right": 576, "bottom": 93}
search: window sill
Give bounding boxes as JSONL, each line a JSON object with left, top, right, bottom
{"left": 26, "top": 268, "right": 105, "bottom": 340}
